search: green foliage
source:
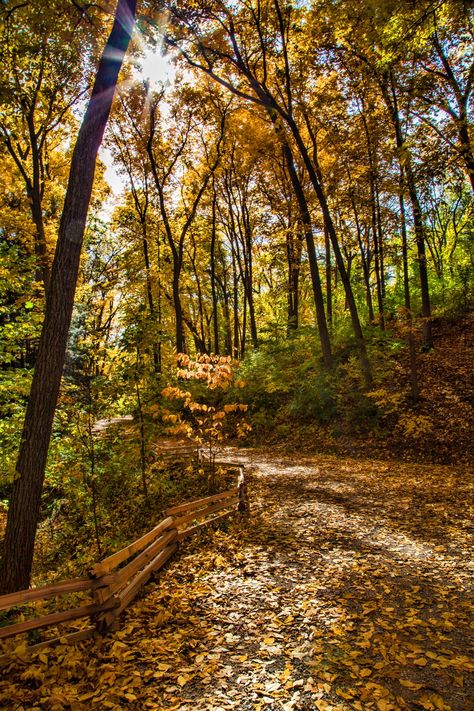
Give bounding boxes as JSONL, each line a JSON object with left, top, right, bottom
{"left": 0, "top": 370, "right": 32, "bottom": 488}
{"left": 233, "top": 325, "right": 417, "bottom": 439}
{"left": 0, "top": 239, "right": 42, "bottom": 487}
{"left": 234, "top": 330, "right": 336, "bottom": 428}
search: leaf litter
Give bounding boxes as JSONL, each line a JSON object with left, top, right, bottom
{"left": 1, "top": 451, "right": 473, "bottom": 710}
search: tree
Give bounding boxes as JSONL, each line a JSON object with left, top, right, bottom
{"left": 109, "top": 91, "right": 163, "bottom": 373}
{"left": 409, "top": 2, "right": 474, "bottom": 193}
{"left": 163, "top": 0, "right": 372, "bottom": 383}
{"left": 0, "top": 0, "right": 137, "bottom": 594}
{"left": 142, "top": 86, "right": 227, "bottom": 353}
{"left": 0, "top": 0, "right": 95, "bottom": 291}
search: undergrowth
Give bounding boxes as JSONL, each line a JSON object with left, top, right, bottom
{"left": 230, "top": 313, "right": 474, "bottom": 465}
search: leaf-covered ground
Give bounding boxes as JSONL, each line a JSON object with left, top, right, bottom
{"left": 1, "top": 452, "right": 473, "bottom": 710}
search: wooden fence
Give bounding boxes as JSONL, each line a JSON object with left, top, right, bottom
{"left": 0, "top": 451, "right": 246, "bottom": 664}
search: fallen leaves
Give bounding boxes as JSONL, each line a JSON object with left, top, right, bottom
{"left": 1, "top": 452, "right": 472, "bottom": 709}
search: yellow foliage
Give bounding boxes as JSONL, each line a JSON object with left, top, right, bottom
{"left": 397, "top": 413, "right": 433, "bottom": 440}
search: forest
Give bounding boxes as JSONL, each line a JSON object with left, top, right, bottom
{"left": 0, "top": 0, "right": 473, "bottom": 708}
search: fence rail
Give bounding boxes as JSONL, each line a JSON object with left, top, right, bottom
{"left": 0, "top": 449, "right": 247, "bottom": 663}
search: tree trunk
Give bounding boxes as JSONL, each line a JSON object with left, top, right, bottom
{"left": 285, "top": 226, "right": 300, "bottom": 333}
{"left": 172, "top": 260, "right": 186, "bottom": 354}
{"left": 241, "top": 205, "right": 258, "bottom": 349}
{"left": 360, "top": 106, "right": 383, "bottom": 325}
{"left": 399, "top": 180, "right": 419, "bottom": 400}
{"left": 375, "top": 185, "right": 386, "bottom": 301}
{"left": 0, "top": 0, "right": 137, "bottom": 594}
{"left": 383, "top": 71, "right": 433, "bottom": 349}
{"left": 371, "top": 179, "right": 385, "bottom": 328}
{"left": 29, "top": 180, "right": 50, "bottom": 292}
{"left": 281, "top": 140, "right": 333, "bottom": 368}
{"left": 458, "top": 119, "right": 474, "bottom": 193}
{"left": 404, "top": 159, "right": 433, "bottom": 349}
{"left": 135, "top": 350, "right": 148, "bottom": 502}
{"left": 231, "top": 247, "right": 240, "bottom": 358}
{"left": 141, "top": 220, "right": 161, "bottom": 372}
{"left": 324, "top": 224, "right": 332, "bottom": 327}
{"left": 352, "top": 194, "right": 375, "bottom": 324}
{"left": 210, "top": 187, "right": 220, "bottom": 354}
{"left": 218, "top": 245, "right": 233, "bottom": 355}
{"left": 285, "top": 115, "right": 372, "bottom": 385}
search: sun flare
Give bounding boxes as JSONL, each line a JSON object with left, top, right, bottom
{"left": 136, "top": 44, "right": 175, "bottom": 87}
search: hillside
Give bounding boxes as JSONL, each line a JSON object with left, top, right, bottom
{"left": 246, "top": 314, "right": 474, "bottom": 466}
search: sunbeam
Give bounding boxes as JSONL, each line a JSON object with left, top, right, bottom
{"left": 135, "top": 42, "right": 175, "bottom": 88}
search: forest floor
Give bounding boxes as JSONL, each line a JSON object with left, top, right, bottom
{"left": 1, "top": 450, "right": 473, "bottom": 711}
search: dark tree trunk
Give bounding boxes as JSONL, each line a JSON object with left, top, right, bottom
{"left": 218, "top": 245, "right": 233, "bottom": 355}
{"left": 399, "top": 179, "right": 419, "bottom": 400}
{"left": 371, "top": 180, "right": 385, "bottom": 329}
{"left": 241, "top": 278, "right": 247, "bottom": 358}
{"left": 281, "top": 140, "right": 333, "bottom": 369}
{"left": 324, "top": 224, "right": 332, "bottom": 328}
{"left": 404, "top": 160, "right": 433, "bottom": 349}
{"left": 241, "top": 205, "right": 258, "bottom": 349}
{"left": 172, "top": 260, "right": 186, "bottom": 354}
{"left": 285, "top": 115, "right": 372, "bottom": 385}
{"left": 458, "top": 120, "right": 474, "bottom": 193}
{"left": 29, "top": 180, "right": 50, "bottom": 291}
{"left": 3, "top": 104, "right": 51, "bottom": 291}
{"left": 246, "top": 272, "right": 258, "bottom": 349}
{"left": 285, "top": 228, "right": 300, "bottom": 333}
{"left": 135, "top": 349, "right": 149, "bottom": 502}
{"left": 375, "top": 186, "right": 386, "bottom": 301}
{"left": 141, "top": 221, "right": 161, "bottom": 372}
{"left": 351, "top": 192, "right": 375, "bottom": 324}
{"left": 361, "top": 107, "right": 383, "bottom": 326}
{"left": 231, "top": 247, "right": 240, "bottom": 358}
{"left": 189, "top": 237, "right": 207, "bottom": 352}
{"left": 0, "top": 0, "right": 137, "bottom": 594}
{"left": 210, "top": 187, "right": 220, "bottom": 354}
{"left": 383, "top": 70, "right": 433, "bottom": 349}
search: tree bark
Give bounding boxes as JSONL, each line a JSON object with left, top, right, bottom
{"left": 285, "top": 115, "right": 372, "bottom": 385}
{"left": 0, "top": 0, "right": 137, "bottom": 594}
{"left": 217, "top": 243, "right": 233, "bottom": 355}
{"left": 281, "top": 140, "right": 333, "bottom": 369}
{"left": 324, "top": 224, "right": 332, "bottom": 327}
{"left": 383, "top": 70, "right": 433, "bottom": 349}
{"left": 141, "top": 220, "right": 161, "bottom": 372}
{"left": 210, "top": 185, "right": 220, "bottom": 354}
{"left": 230, "top": 234, "right": 240, "bottom": 358}
{"left": 351, "top": 190, "right": 375, "bottom": 324}
{"left": 399, "top": 177, "right": 419, "bottom": 400}
{"left": 360, "top": 107, "right": 383, "bottom": 326}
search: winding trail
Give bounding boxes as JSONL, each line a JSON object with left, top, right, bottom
{"left": 2, "top": 451, "right": 473, "bottom": 710}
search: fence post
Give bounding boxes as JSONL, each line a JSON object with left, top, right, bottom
{"left": 238, "top": 467, "right": 248, "bottom": 514}
{"left": 91, "top": 573, "right": 119, "bottom": 634}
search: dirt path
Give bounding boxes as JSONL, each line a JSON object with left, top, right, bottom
{"left": 1, "top": 452, "right": 473, "bottom": 710}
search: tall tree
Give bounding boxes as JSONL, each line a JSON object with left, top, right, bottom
{"left": 137, "top": 87, "right": 227, "bottom": 353}
{"left": 0, "top": 0, "right": 137, "bottom": 594}
{"left": 110, "top": 95, "right": 163, "bottom": 372}
{"left": 164, "top": 0, "right": 372, "bottom": 384}
{"left": 325, "top": 0, "right": 435, "bottom": 348}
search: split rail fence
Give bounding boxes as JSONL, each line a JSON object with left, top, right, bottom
{"left": 0, "top": 449, "right": 247, "bottom": 664}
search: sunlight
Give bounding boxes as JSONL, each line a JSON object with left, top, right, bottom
{"left": 135, "top": 43, "right": 175, "bottom": 88}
